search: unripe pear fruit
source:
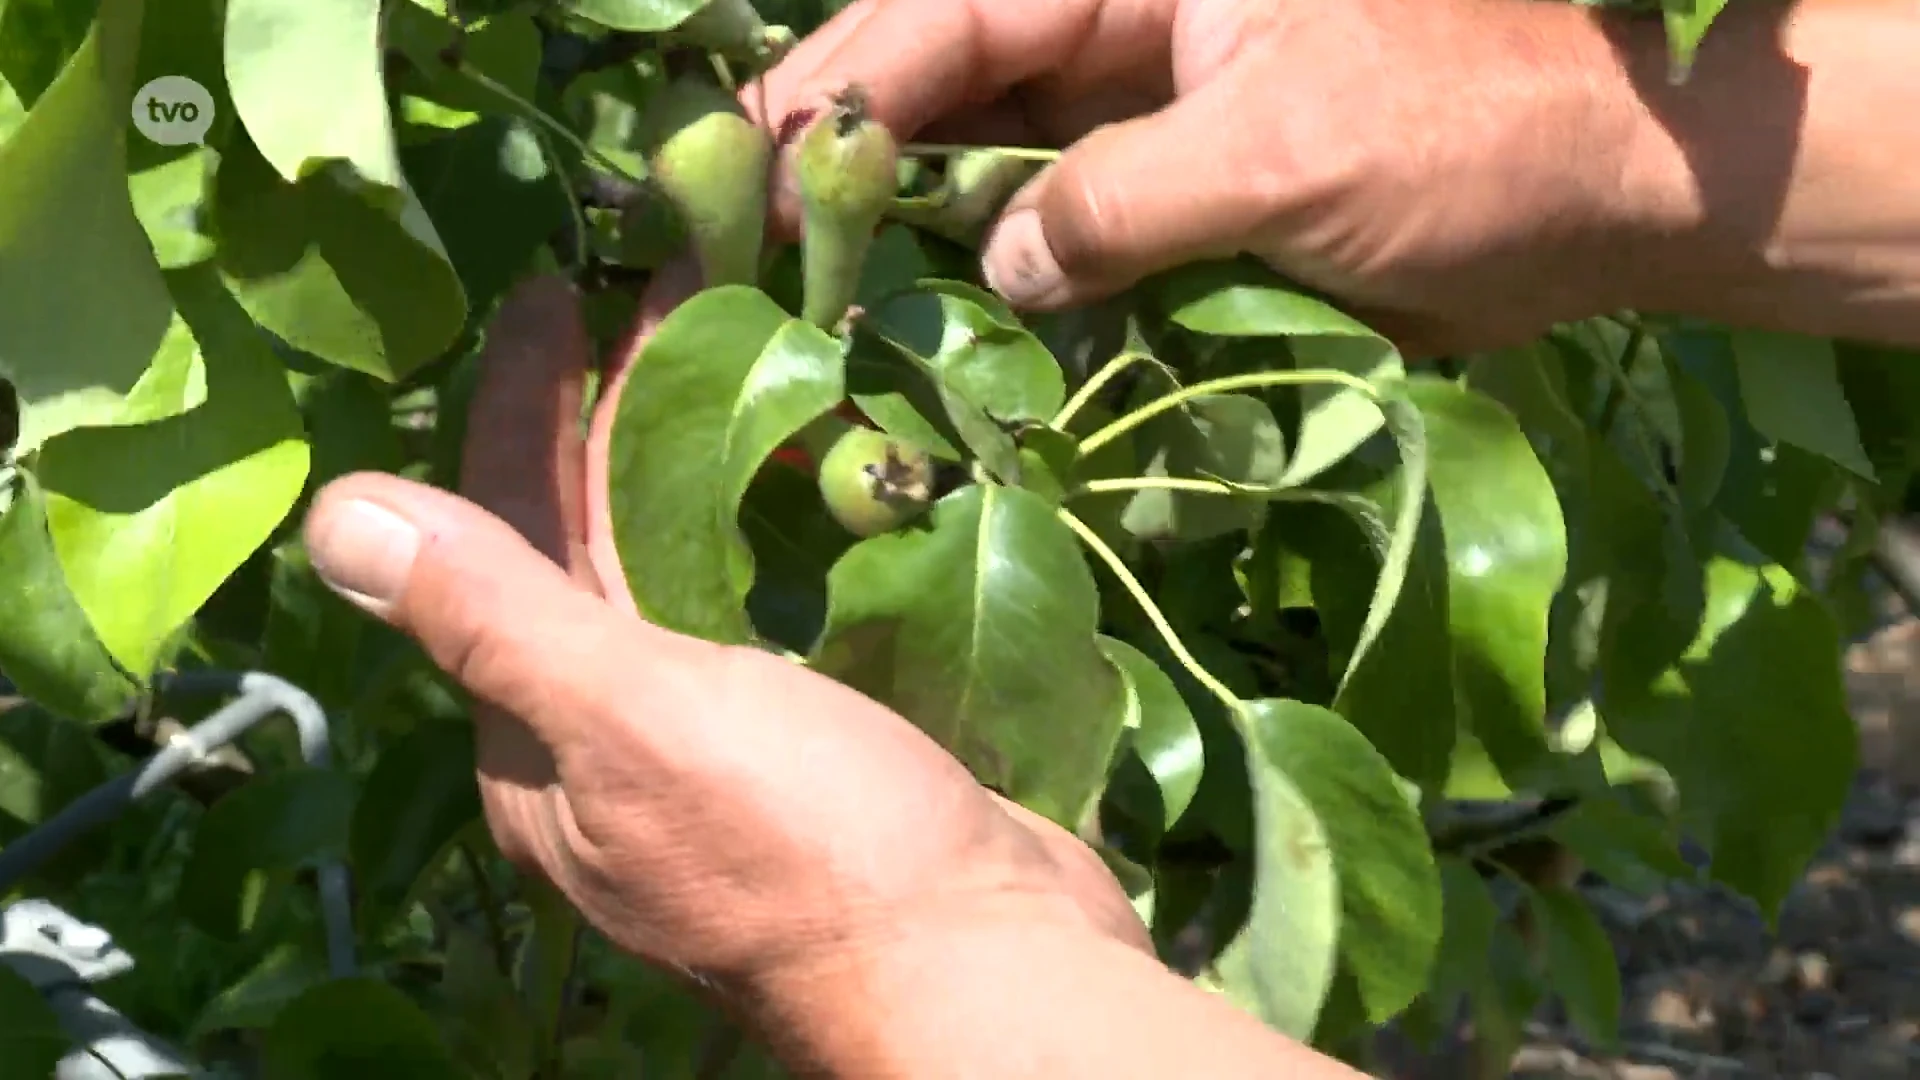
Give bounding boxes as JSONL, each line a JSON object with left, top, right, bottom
{"left": 643, "top": 76, "right": 771, "bottom": 288}
{"left": 889, "top": 150, "right": 1038, "bottom": 246}
{"left": 672, "top": 0, "right": 795, "bottom": 68}
{"left": 816, "top": 426, "right": 936, "bottom": 538}
{"left": 795, "top": 86, "right": 899, "bottom": 331}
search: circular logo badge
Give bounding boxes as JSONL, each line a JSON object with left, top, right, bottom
{"left": 130, "top": 76, "right": 215, "bottom": 146}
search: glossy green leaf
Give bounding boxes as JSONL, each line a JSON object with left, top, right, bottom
{"left": 212, "top": 120, "right": 466, "bottom": 382}
{"left": 1600, "top": 550, "right": 1856, "bottom": 918}
{"left": 1407, "top": 375, "right": 1569, "bottom": 789}
{"left": 224, "top": 0, "right": 404, "bottom": 192}
{"left": 566, "top": 0, "right": 712, "bottom": 32}
{"left": 0, "top": 0, "right": 180, "bottom": 454}
{"left": 37, "top": 264, "right": 310, "bottom": 681}
{"left": 0, "top": 965, "right": 69, "bottom": 1077}
{"left": 1098, "top": 636, "right": 1204, "bottom": 832}
{"left": 350, "top": 721, "right": 482, "bottom": 934}
{"left": 1423, "top": 857, "right": 1499, "bottom": 1030}
{"left": 812, "top": 485, "right": 1128, "bottom": 827}
{"left": 1207, "top": 755, "right": 1337, "bottom": 1039}
{"left": 1729, "top": 328, "right": 1875, "bottom": 481}
{"left": 263, "top": 978, "right": 466, "bottom": 1079}
{"left": 1243, "top": 699, "right": 1441, "bottom": 1025}
{"left": 845, "top": 330, "right": 965, "bottom": 462}
{"left": 1527, "top": 885, "right": 1622, "bottom": 1050}
{"left": 607, "top": 286, "right": 845, "bottom": 645}
{"left": 1119, "top": 393, "right": 1284, "bottom": 543}
{"left": 0, "top": 470, "right": 140, "bottom": 723}
{"left": 1152, "top": 257, "right": 1403, "bottom": 487}
{"left": 867, "top": 285, "right": 1067, "bottom": 475}
{"left": 1280, "top": 493, "right": 1457, "bottom": 790}
{"left": 179, "top": 766, "right": 358, "bottom": 939}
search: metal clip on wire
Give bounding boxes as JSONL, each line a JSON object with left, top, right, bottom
{"left": 0, "top": 670, "right": 358, "bottom": 979}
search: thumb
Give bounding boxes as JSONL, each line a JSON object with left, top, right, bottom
{"left": 980, "top": 92, "right": 1259, "bottom": 312}
{"left": 304, "top": 472, "right": 715, "bottom": 750}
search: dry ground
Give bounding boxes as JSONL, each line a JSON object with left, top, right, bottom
{"left": 1507, "top": 612, "right": 1920, "bottom": 1078}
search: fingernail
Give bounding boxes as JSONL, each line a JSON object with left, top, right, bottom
{"left": 982, "top": 209, "right": 1066, "bottom": 309}
{"left": 308, "top": 499, "right": 422, "bottom": 617}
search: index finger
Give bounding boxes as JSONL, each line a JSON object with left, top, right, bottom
{"left": 756, "top": 0, "right": 1116, "bottom": 140}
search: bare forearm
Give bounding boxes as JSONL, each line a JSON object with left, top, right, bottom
{"left": 1605, "top": 0, "right": 1920, "bottom": 345}
{"left": 747, "top": 906, "right": 1366, "bottom": 1079}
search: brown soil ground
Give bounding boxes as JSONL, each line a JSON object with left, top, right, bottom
{"left": 1498, "top": 614, "right": 1920, "bottom": 1078}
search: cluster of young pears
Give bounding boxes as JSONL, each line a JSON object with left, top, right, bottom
{"left": 628, "top": 63, "right": 992, "bottom": 541}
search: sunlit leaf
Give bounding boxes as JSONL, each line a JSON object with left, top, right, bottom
{"left": 607, "top": 286, "right": 844, "bottom": 645}
{"left": 813, "top": 485, "right": 1128, "bottom": 827}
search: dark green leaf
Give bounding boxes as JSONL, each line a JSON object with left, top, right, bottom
{"left": 1600, "top": 550, "right": 1857, "bottom": 918}
{"left": 387, "top": 3, "right": 541, "bottom": 121}
{"left": 1284, "top": 493, "right": 1457, "bottom": 791}
{"left": 403, "top": 115, "right": 570, "bottom": 318}
{"left": 263, "top": 978, "right": 465, "bottom": 1079}
{"left": 1150, "top": 257, "right": 1402, "bottom": 486}
{"left": 1118, "top": 393, "right": 1284, "bottom": 543}
{"left": 350, "top": 722, "right": 482, "bottom": 934}
{"left": 739, "top": 462, "right": 856, "bottom": 655}
{"left": 0, "top": 965, "right": 69, "bottom": 1076}
{"left": 813, "top": 485, "right": 1127, "bottom": 826}
{"left": 1242, "top": 699, "right": 1441, "bottom": 1025}
{"left": 211, "top": 122, "right": 466, "bottom": 382}
{"left": 0, "top": 0, "right": 100, "bottom": 104}
{"left": 1527, "top": 885, "right": 1622, "bottom": 1050}
{"left": 0, "top": 470, "right": 140, "bottom": 722}
{"left": 867, "top": 285, "right": 1066, "bottom": 476}
{"left": 1729, "top": 328, "right": 1874, "bottom": 481}
{"left": 0, "top": 701, "right": 115, "bottom": 882}
{"left": 606, "top": 286, "right": 845, "bottom": 645}
{"left": 190, "top": 942, "right": 330, "bottom": 1037}
{"left": 179, "top": 767, "right": 358, "bottom": 939}
{"left": 1097, "top": 636, "right": 1204, "bottom": 833}
{"left": 1406, "top": 376, "right": 1569, "bottom": 789}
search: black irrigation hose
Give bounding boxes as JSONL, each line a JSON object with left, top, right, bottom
{"left": 0, "top": 671, "right": 358, "bottom": 979}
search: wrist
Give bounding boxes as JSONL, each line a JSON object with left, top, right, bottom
{"left": 1578, "top": 0, "right": 1920, "bottom": 344}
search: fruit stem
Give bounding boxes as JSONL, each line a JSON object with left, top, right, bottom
{"left": 1052, "top": 350, "right": 1153, "bottom": 431}
{"left": 1071, "top": 476, "right": 1239, "bottom": 498}
{"left": 1056, "top": 508, "right": 1243, "bottom": 719}
{"left": 530, "top": 125, "right": 589, "bottom": 276}
{"left": 1076, "top": 368, "right": 1377, "bottom": 459}
{"left": 901, "top": 142, "right": 1062, "bottom": 163}
{"left": 446, "top": 60, "right": 648, "bottom": 185}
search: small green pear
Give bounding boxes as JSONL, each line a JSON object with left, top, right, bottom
{"left": 816, "top": 426, "right": 935, "bottom": 537}
{"left": 795, "top": 87, "right": 899, "bottom": 331}
{"left": 643, "top": 76, "right": 772, "bottom": 288}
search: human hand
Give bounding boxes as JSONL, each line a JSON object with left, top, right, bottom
{"left": 752, "top": 0, "right": 1670, "bottom": 356}
{"left": 301, "top": 270, "right": 1146, "bottom": 1013}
